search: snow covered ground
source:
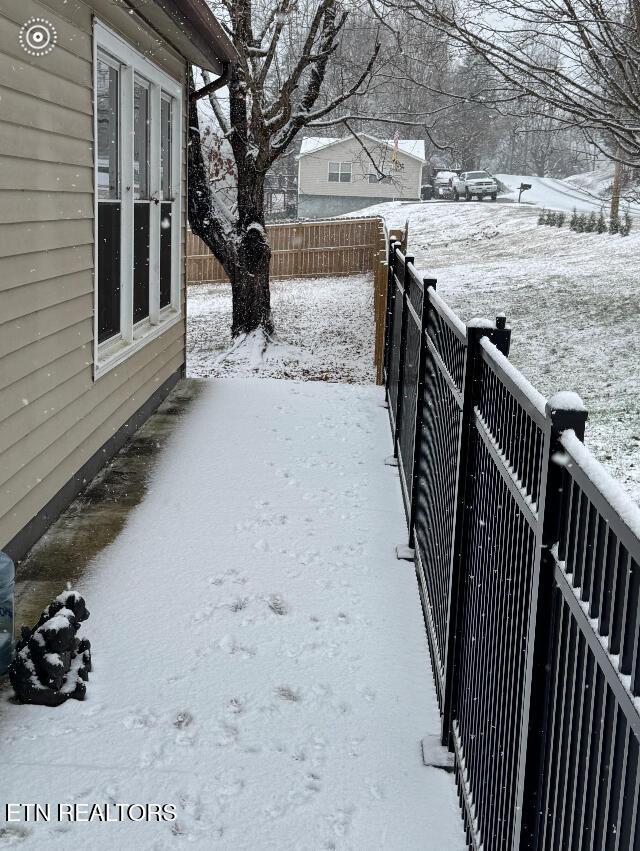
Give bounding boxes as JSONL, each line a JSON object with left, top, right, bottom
{"left": 0, "top": 379, "right": 464, "bottom": 850}
{"left": 496, "top": 173, "right": 640, "bottom": 215}
{"left": 352, "top": 200, "right": 640, "bottom": 504}
{"left": 188, "top": 274, "right": 374, "bottom": 384}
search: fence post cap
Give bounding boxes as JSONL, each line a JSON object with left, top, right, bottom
{"left": 547, "top": 391, "right": 587, "bottom": 414}
{"left": 546, "top": 392, "right": 588, "bottom": 440}
{"left": 466, "top": 317, "right": 495, "bottom": 329}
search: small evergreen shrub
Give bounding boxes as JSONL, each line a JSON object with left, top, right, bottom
{"left": 538, "top": 208, "right": 546, "bottom": 225}
{"left": 570, "top": 208, "right": 579, "bottom": 230}
{"left": 585, "top": 212, "right": 597, "bottom": 233}
{"left": 609, "top": 214, "right": 620, "bottom": 235}
{"left": 576, "top": 213, "right": 587, "bottom": 233}
{"left": 546, "top": 210, "right": 557, "bottom": 226}
{"left": 556, "top": 212, "right": 566, "bottom": 228}
{"left": 596, "top": 211, "right": 607, "bottom": 233}
{"left": 620, "top": 209, "right": 633, "bottom": 236}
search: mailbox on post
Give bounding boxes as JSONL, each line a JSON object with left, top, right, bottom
{"left": 518, "top": 182, "right": 532, "bottom": 202}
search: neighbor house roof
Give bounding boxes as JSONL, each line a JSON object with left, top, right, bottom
{"left": 298, "top": 134, "right": 426, "bottom": 163}
{"left": 127, "top": 0, "right": 235, "bottom": 73}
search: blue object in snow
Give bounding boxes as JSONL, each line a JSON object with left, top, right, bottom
{"left": 0, "top": 552, "right": 15, "bottom": 675}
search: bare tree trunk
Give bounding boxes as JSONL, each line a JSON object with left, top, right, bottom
{"left": 610, "top": 153, "right": 622, "bottom": 220}
{"left": 231, "top": 175, "right": 273, "bottom": 336}
{"left": 188, "top": 83, "right": 272, "bottom": 338}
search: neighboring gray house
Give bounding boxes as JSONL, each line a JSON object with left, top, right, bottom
{"left": 0, "top": 0, "right": 233, "bottom": 562}
{"left": 297, "top": 135, "right": 425, "bottom": 218}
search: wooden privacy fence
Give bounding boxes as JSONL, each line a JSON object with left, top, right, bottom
{"left": 384, "top": 240, "right": 640, "bottom": 851}
{"left": 187, "top": 217, "right": 382, "bottom": 283}
{"left": 188, "top": 216, "right": 399, "bottom": 385}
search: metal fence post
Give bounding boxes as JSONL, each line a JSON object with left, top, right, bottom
{"left": 408, "top": 276, "right": 437, "bottom": 548}
{"left": 515, "top": 395, "right": 588, "bottom": 850}
{"left": 441, "top": 317, "right": 512, "bottom": 749}
{"left": 383, "top": 240, "right": 400, "bottom": 383}
{"left": 393, "top": 253, "right": 413, "bottom": 455}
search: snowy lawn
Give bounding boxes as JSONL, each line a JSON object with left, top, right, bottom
{"left": 0, "top": 379, "right": 464, "bottom": 850}
{"left": 187, "top": 274, "right": 375, "bottom": 384}
{"left": 353, "top": 200, "right": 640, "bottom": 504}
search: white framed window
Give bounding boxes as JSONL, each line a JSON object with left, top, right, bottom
{"left": 93, "top": 20, "right": 182, "bottom": 379}
{"left": 328, "top": 161, "right": 352, "bottom": 183}
{"left": 368, "top": 164, "right": 391, "bottom": 185}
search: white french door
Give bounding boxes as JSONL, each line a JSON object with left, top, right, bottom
{"left": 94, "top": 21, "right": 182, "bottom": 377}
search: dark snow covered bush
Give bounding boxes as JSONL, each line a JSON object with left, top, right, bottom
{"left": 570, "top": 208, "right": 579, "bottom": 230}
{"left": 9, "top": 590, "right": 91, "bottom": 706}
{"left": 620, "top": 210, "right": 633, "bottom": 236}
{"left": 585, "top": 212, "right": 597, "bottom": 233}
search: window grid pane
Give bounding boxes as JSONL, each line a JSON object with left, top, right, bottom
{"left": 161, "top": 97, "right": 172, "bottom": 200}
{"left": 97, "top": 59, "right": 119, "bottom": 200}
{"left": 97, "top": 202, "right": 121, "bottom": 342}
{"left": 133, "top": 203, "right": 150, "bottom": 323}
{"left": 160, "top": 203, "right": 172, "bottom": 308}
{"left": 134, "top": 80, "right": 149, "bottom": 200}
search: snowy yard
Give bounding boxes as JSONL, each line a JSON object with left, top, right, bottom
{"left": 354, "top": 200, "right": 640, "bottom": 504}
{"left": 1, "top": 380, "right": 464, "bottom": 850}
{"left": 187, "top": 274, "right": 375, "bottom": 384}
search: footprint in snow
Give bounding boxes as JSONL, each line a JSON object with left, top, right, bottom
{"left": 174, "top": 710, "right": 193, "bottom": 729}
{"left": 268, "top": 594, "right": 289, "bottom": 616}
{"left": 227, "top": 697, "right": 245, "bottom": 715}
{"left": 218, "top": 635, "right": 256, "bottom": 657}
{"left": 123, "top": 708, "right": 158, "bottom": 730}
{"left": 306, "top": 772, "right": 322, "bottom": 792}
{"left": 276, "top": 685, "right": 301, "bottom": 702}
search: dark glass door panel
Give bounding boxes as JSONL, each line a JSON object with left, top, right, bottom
{"left": 97, "top": 202, "right": 121, "bottom": 343}
{"left": 160, "top": 203, "right": 172, "bottom": 308}
{"left": 133, "top": 203, "right": 150, "bottom": 323}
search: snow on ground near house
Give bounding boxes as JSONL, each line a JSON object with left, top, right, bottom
{"left": 188, "top": 274, "right": 374, "bottom": 384}
{"left": 0, "top": 379, "right": 464, "bottom": 851}
{"left": 352, "top": 200, "right": 640, "bottom": 504}
{"left": 495, "top": 173, "right": 640, "bottom": 214}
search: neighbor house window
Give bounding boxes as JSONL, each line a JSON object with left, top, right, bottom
{"left": 368, "top": 165, "right": 391, "bottom": 185}
{"left": 94, "top": 21, "right": 182, "bottom": 377}
{"left": 328, "top": 161, "right": 352, "bottom": 183}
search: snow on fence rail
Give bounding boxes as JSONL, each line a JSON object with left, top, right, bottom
{"left": 384, "top": 240, "right": 640, "bottom": 851}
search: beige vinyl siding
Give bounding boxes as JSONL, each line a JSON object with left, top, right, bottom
{"left": 0, "top": 0, "right": 187, "bottom": 551}
{"left": 298, "top": 138, "right": 423, "bottom": 199}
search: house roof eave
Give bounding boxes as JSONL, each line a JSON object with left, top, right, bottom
{"left": 127, "top": 0, "right": 235, "bottom": 73}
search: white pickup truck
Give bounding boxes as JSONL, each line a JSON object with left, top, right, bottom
{"left": 452, "top": 171, "right": 498, "bottom": 201}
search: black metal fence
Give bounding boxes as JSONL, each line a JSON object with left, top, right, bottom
{"left": 383, "top": 240, "right": 640, "bottom": 851}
